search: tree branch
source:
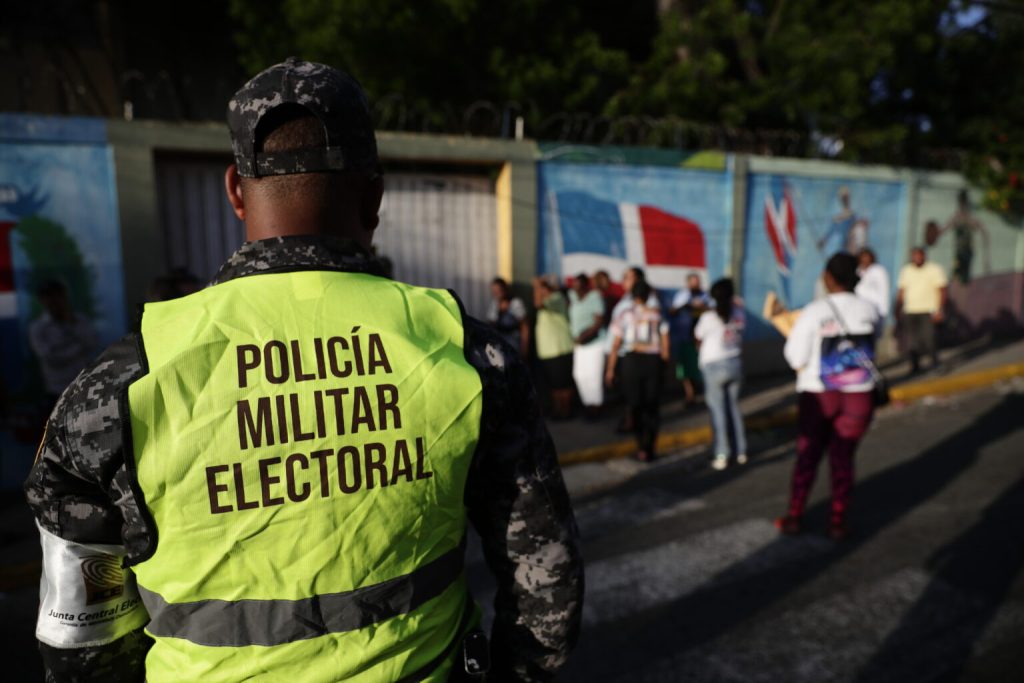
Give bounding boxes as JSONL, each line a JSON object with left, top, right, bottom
{"left": 766, "top": 0, "right": 787, "bottom": 42}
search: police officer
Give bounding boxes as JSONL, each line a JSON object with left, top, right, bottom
{"left": 25, "top": 58, "right": 583, "bottom": 682}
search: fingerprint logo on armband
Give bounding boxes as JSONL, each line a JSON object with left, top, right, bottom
{"left": 81, "top": 555, "right": 124, "bottom": 605}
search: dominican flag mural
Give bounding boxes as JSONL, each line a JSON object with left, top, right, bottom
{"left": 764, "top": 177, "right": 798, "bottom": 304}
{"left": 548, "top": 191, "right": 707, "bottom": 289}
{"left": 538, "top": 163, "right": 733, "bottom": 294}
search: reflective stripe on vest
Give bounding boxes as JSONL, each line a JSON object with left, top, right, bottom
{"left": 127, "top": 270, "right": 483, "bottom": 683}
{"left": 137, "top": 541, "right": 464, "bottom": 647}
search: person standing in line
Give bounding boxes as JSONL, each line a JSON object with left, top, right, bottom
{"left": 25, "top": 58, "right": 583, "bottom": 682}
{"left": 593, "top": 269, "right": 619, "bottom": 328}
{"left": 28, "top": 279, "right": 98, "bottom": 404}
{"left": 487, "top": 276, "right": 529, "bottom": 357}
{"left": 568, "top": 272, "right": 607, "bottom": 418}
{"left": 608, "top": 266, "right": 659, "bottom": 432}
{"left": 855, "top": 248, "right": 890, "bottom": 319}
{"left": 669, "top": 272, "right": 710, "bottom": 408}
{"left": 605, "top": 281, "right": 670, "bottom": 463}
{"left": 694, "top": 278, "right": 747, "bottom": 471}
{"left": 896, "top": 246, "right": 948, "bottom": 374}
{"left": 533, "top": 275, "right": 576, "bottom": 420}
{"left": 147, "top": 267, "right": 204, "bottom": 302}
{"left": 608, "top": 266, "right": 658, "bottom": 332}
{"left": 776, "top": 253, "right": 881, "bottom": 540}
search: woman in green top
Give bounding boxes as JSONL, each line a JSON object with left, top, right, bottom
{"left": 533, "top": 276, "right": 575, "bottom": 419}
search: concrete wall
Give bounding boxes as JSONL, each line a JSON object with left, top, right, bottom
{"left": 908, "top": 170, "right": 1024, "bottom": 338}
{"left": 536, "top": 152, "right": 1024, "bottom": 373}
{"left": 7, "top": 113, "right": 1021, "bottom": 374}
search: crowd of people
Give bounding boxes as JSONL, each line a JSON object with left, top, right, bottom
{"left": 30, "top": 245, "right": 948, "bottom": 544}
{"left": 21, "top": 56, "right": 970, "bottom": 683}
{"left": 489, "top": 244, "right": 951, "bottom": 541}
{"left": 488, "top": 266, "right": 750, "bottom": 467}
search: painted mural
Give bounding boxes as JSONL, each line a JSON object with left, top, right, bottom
{"left": 741, "top": 174, "right": 907, "bottom": 340}
{"left": 0, "top": 115, "right": 127, "bottom": 487}
{"left": 537, "top": 161, "right": 734, "bottom": 293}
{"left": 915, "top": 179, "right": 1024, "bottom": 339}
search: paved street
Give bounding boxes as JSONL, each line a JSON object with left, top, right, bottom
{"left": 4, "top": 380, "right": 1023, "bottom": 680}
{"left": 480, "top": 381, "right": 1024, "bottom": 682}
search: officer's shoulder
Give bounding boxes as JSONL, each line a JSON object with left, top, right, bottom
{"left": 55, "top": 333, "right": 144, "bottom": 441}
{"left": 462, "top": 315, "right": 522, "bottom": 376}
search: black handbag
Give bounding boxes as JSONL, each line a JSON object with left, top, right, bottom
{"left": 824, "top": 296, "right": 890, "bottom": 407}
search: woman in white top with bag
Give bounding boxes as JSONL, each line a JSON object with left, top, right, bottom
{"left": 776, "top": 253, "right": 881, "bottom": 541}
{"left": 694, "top": 278, "right": 748, "bottom": 471}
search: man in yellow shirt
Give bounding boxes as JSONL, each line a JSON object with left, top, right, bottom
{"left": 896, "top": 247, "right": 948, "bottom": 373}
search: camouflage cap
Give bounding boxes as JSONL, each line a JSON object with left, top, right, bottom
{"left": 227, "top": 57, "right": 378, "bottom": 178}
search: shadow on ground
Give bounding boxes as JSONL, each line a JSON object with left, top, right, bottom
{"left": 563, "top": 394, "right": 1024, "bottom": 681}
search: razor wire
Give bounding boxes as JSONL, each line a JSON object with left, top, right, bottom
{"left": 369, "top": 94, "right": 967, "bottom": 169}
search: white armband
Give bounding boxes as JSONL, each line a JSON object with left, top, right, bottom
{"left": 36, "top": 523, "right": 149, "bottom": 648}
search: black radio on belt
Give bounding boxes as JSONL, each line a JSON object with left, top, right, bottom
{"left": 462, "top": 629, "right": 490, "bottom": 677}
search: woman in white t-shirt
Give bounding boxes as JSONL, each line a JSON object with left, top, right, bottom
{"left": 694, "top": 278, "right": 747, "bottom": 471}
{"left": 777, "top": 253, "right": 881, "bottom": 541}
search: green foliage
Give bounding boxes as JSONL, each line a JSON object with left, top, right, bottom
{"left": 607, "top": 1, "right": 943, "bottom": 144}
{"left": 13, "top": 216, "right": 96, "bottom": 318}
{"left": 226, "top": 0, "right": 1024, "bottom": 213}
{"left": 940, "top": 5, "right": 1024, "bottom": 217}
{"left": 228, "top": 0, "right": 632, "bottom": 132}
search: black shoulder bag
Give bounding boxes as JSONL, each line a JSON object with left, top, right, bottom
{"left": 824, "top": 296, "right": 890, "bottom": 407}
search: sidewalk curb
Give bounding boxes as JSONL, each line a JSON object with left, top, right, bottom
{"left": 558, "top": 361, "right": 1024, "bottom": 467}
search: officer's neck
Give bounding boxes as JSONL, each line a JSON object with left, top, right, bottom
{"left": 244, "top": 206, "right": 373, "bottom": 250}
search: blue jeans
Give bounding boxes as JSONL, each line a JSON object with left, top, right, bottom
{"left": 703, "top": 356, "right": 747, "bottom": 456}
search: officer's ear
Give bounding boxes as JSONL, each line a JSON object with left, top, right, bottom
{"left": 225, "top": 164, "right": 246, "bottom": 221}
{"left": 360, "top": 172, "right": 384, "bottom": 232}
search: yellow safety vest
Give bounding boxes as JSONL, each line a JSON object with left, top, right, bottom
{"left": 126, "top": 270, "right": 483, "bottom": 682}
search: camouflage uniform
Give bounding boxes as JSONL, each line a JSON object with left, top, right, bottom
{"left": 25, "top": 236, "right": 584, "bottom": 682}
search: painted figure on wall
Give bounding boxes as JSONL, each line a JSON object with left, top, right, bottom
{"left": 28, "top": 279, "right": 98, "bottom": 404}
{"left": 818, "top": 186, "right": 870, "bottom": 256}
{"left": 936, "top": 189, "right": 989, "bottom": 284}
{"left": 750, "top": 175, "right": 904, "bottom": 341}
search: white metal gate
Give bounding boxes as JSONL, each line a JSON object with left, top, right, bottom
{"left": 155, "top": 157, "right": 245, "bottom": 281}
{"left": 156, "top": 161, "right": 498, "bottom": 316}
{"left": 376, "top": 173, "right": 497, "bottom": 318}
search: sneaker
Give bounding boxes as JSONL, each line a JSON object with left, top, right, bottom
{"left": 774, "top": 514, "right": 802, "bottom": 535}
{"left": 736, "top": 453, "right": 749, "bottom": 465}
{"left": 711, "top": 454, "right": 728, "bottom": 471}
